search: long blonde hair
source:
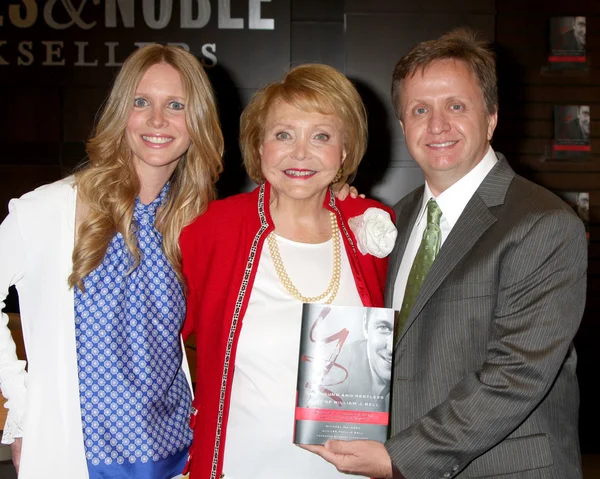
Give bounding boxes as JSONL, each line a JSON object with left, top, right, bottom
{"left": 69, "top": 44, "right": 224, "bottom": 290}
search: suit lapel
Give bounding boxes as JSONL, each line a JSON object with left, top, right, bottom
{"left": 385, "top": 188, "right": 423, "bottom": 308}
{"left": 396, "top": 155, "right": 515, "bottom": 341}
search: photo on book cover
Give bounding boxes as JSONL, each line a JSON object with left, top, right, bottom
{"left": 549, "top": 16, "right": 586, "bottom": 71}
{"left": 555, "top": 191, "right": 590, "bottom": 242}
{"left": 294, "top": 303, "right": 396, "bottom": 445}
{"left": 553, "top": 105, "right": 590, "bottom": 159}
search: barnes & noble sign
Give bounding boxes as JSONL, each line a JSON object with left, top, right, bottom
{"left": 0, "top": 0, "right": 290, "bottom": 87}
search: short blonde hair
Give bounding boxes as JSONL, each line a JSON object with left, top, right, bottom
{"left": 240, "top": 63, "right": 367, "bottom": 186}
{"left": 70, "top": 44, "right": 223, "bottom": 290}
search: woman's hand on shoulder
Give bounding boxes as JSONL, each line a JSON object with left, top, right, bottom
{"left": 334, "top": 184, "right": 365, "bottom": 201}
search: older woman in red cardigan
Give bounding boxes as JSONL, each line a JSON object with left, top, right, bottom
{"left": 180, "top": 64, "right": 397, "bottom": 479}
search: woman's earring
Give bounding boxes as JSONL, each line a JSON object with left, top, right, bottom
{"left": 331, "top": 167, "right": 344, "bottom": 184}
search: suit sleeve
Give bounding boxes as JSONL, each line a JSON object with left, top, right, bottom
{"left": 0, "top": 203, "right": 28, "bottom": 444}
{"left": 385, "top": 208, "right": 587, "bottom": 479}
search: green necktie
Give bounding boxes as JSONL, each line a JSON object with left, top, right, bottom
{"left": 395, "top": 199, "right": 442, "bottom": 344}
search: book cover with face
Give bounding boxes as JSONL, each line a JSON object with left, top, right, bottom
{"left": 553, "top": 105, "right": 591, "bottom": 159}
{"left": 549, "top": 17, "right": 587, "bottom": 71}
{"left": 294, "top": 303, "right": 397, "bottom": 445}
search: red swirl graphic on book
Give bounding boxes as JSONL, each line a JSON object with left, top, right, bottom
{"left": 301, "top": 306, "right": 349, "bottom": 407}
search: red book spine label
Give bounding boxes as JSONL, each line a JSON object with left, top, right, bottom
{"left": 295, "top": 407, "right": 389, "bottom": 425}
{"left": 552, "top": 144, "right": 591, "bottom": 152}
{"left": 548, "top": 56, "right": 586, "bottom": 63}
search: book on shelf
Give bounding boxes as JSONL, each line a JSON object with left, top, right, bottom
{"left": 553, "top": 105, "right": 590, "bottom": 159}
{"left": 294, "top": 303, "right": 397, "bottom": 445}
{"left": 548, "top": 16, "right": 586, "bottom": 71}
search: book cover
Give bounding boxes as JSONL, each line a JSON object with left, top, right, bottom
{"left": 548, "top": 16, "right": 586, "bottom": 71}
{"left": 294, "top": 303, "right": 396, "bottom": 445}
{"left": 554, "top": 191, "right": 590, "bottom": 242}
{"left": 553, "top": 105, "right": 590, "bottom": 159}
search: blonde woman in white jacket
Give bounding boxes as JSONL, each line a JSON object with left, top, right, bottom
{"left": 0, "top": 44, "right": 223, "bottom": 479}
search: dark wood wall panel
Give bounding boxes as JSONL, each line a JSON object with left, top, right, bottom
{"left": 495, "top": 1, "right": 599, "bottom": 454}
{"left": 502, "top": 102, "right": 600, "bottom": 119}
{"left": 497, "top": 15, "right": 600, "bottom": 48}
{"left": 63, "top": 87, "right": 111, "bottom": 143}
{"left": 0, "top": 166, "right": 62, "bottom": 218}
{"left": 517, "top": 155, "right": 600, "bottom": 172}
{"left": 498, "top": 119, "right": 599, "bottom": 139}
{"left": 0, "top": 88, "right": 61, "bottom": 143}
{"left": 517, "top": 86, "right": 600, "bottom": 103}
{"left": 506, "top": 68, "right": 600, "bottom": 86}
{"left": 1, "top": 143, "right": 61, "bottom": 166}
{"left": 291, "top": 22, "right": 344, "bottom": 70}
{"left": 62, "top": 142, "right": 88, "bottom": 176}
{"left": 496, "top": 0, "right": 600, "bottom": 14}
{"left": 345, "top": 0, "right": 494, "bottom": 13}
{"left": 291, "top": 0, "right": 343, "bottom": 21}
{"left": 523, "top": 172, "right": 600, "bottom": 190}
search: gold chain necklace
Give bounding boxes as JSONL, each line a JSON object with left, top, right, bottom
{"left": 267, "top": 211, "right": 341, "bottom": 304}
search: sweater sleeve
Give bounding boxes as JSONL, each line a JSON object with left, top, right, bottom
{"left": 0, "top": 202, "right": 28, "bottom": 444}
{"left": 180, "top": 223, "right": 197, "bottom": 342}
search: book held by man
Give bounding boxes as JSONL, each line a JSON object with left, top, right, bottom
{"left": 294, "top": 303, "right": 396, "bottom": 445}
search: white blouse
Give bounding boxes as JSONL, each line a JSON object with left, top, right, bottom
{"left": 222, "top": 232, "right": 367, "bottom": 479}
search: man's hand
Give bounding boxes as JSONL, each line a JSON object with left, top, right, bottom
{"left": 335, "top": 184, "right": 364, "bottom": 201}
{"left": 301, "top": 440, "right": 393, "bottom": 478}
{"left": 10, "top": 437, "right": 22, "bottom": 474}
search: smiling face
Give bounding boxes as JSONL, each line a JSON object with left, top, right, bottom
{"left": 398, "top": 59, "right": 497, "bottom": 195}
{"left": 363, "top": 309, "right": 393, "bottom": 385}
{"left": 125, "top": 63, "right": 191, "bottom": 184}
{"left": 260, "top": 99, "right": 346, "bottom": 203}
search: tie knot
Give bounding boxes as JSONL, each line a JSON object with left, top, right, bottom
{"left": 427, "top": 199, "right": 442, "bottom": 226}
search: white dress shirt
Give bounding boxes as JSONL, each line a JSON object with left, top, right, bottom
{"left": 392, "top": 147, "right": 498, "bottom": 310}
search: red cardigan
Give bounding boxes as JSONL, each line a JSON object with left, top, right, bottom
{"left": 180, "top": 183, "right": 394, "bottom": 479}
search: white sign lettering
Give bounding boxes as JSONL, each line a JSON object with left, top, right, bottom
{"left": 0, "top": 0, "right": 275, "bottom": 68}
{"left": 1, "top": 0, "right": 275, "bottom": 30}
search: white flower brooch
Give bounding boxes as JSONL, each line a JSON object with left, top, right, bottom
{"left": 348, "top": 207, "right": 397, "bottom": 258}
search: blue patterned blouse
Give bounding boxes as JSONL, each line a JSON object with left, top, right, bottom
{"left": 74, "top": 183, "right": 193, "bottom": 479}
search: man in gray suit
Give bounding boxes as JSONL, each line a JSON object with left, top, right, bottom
{"left": 305, "top": 28, "right": 587, "bottom": 479}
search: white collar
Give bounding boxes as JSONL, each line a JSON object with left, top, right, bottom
{"left": 416, "top": 146, "right": 498, "bottom": 228}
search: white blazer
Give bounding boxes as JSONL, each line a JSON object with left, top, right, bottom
{"left": 0, "top": 177, "right": 87, "bottom": 478}
{"left": 0, "top": 178, "right": 192, "bottom": 479}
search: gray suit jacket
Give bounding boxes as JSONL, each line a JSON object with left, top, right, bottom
{"left": 384, "top": 155, "right": 587, "bottom": 479}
